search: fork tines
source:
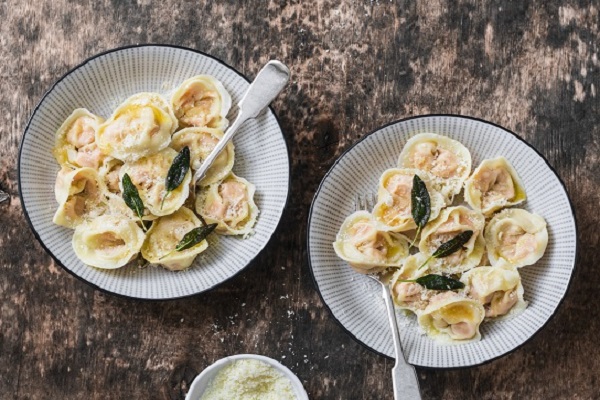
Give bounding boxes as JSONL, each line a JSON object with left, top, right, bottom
{"left": 354, "top": 192, "right": 377, "bottom": 211}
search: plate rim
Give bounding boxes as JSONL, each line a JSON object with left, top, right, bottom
{"left": 17, "top": 43, "right": 291, "bottom": 301}
{"left": 306, "top": 114, "right": 579, "bottom": 369}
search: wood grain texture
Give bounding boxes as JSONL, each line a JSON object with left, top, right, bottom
{"left": 1, "top": 0, "right": 598, "bottom": 399}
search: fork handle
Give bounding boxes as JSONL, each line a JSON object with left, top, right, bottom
{"left": 193, "top": 60, "right": 290, "bottom": 184}
{"left": 381, "top": 284, "right": 422, "bottom": 400}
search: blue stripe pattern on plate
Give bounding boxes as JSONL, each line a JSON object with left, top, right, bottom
{"left": 19, "top": 46, "right": 289, "bottom": 300}
{"left": 308, "top": 115, "right": 577, "bottom": 368}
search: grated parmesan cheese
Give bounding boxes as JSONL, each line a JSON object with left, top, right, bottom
{"left": 199, "top": 359, "right": 297, "bottom": 400}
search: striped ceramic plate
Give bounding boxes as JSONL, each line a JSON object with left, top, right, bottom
{"left": 19, "top": 45, "right": 289, "bottom": 300}
{"left": 308, "top": 115, "right": 577, "bottom": 368}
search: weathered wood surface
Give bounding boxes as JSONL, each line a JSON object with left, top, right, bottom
{"left": 1, "top": 1, "right": 598, "bottom": 399}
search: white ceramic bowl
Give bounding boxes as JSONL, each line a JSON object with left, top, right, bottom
{"left": 18, "top": 45, "right": 290, "bottom": 300}
{"left": 308, "top": 115, "right": 577, "bottom": 368}
{"left": 185, "top": 354, "right": 309, "bottom": 400}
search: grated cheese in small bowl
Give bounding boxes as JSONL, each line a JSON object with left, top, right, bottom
{"left": 185, "top": 354, "right": 308, "bottom": 400}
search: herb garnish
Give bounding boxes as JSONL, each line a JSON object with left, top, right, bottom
{"left": 160, "top": 146, "right": 190, "bottom": 210}
{"left": 418, "top": 230, "right": 474, "bottom": 269}
{"left": 159, "top": 222, "right": 217, "bottom": 260}
{"left": 122, "top": 173, "right": 147, "bottom": 231}
{"left": 409, "top": 174, "right": 430, "bottom": 248}
{"left": 176, "top": 224, "right": 218, "bottom": 252}
{"left": 400, "top": 274, "right": 465, "bottom": 291}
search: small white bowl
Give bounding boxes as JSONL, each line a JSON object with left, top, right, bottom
{"left": 185, "top": 354, "right": 309, "bottom": 400}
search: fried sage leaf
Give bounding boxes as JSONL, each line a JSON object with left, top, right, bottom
{"left": 432, "top": 230, "right": 474, "bottom": 258}
{"left": 415, "top": 274, "right": 465, "bottom": 290}
{"left": 175, "top": 223, "right": 218, "bottom": 252}
{"left": 419, "top": 230, "right": 474, "bottom": 269}
{"left": 161, "top": 146, "right": 190, "bottom": 209}
{"left": 122, "top": 173, "right": 147, "bottom": 231}
{"left": 409, "top": 174, "right": 430, "bottom": 248}
{"left": 411, "top": 174, "right": 430, "bottom": 227}
{"left": 159, "top": 223, "right": 218, "bottom": 261}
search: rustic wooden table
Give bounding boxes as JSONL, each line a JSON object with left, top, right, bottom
{"left": 1, "top": 1, "right": 598, "bottom": 399}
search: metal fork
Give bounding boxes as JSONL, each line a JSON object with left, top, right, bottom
{"left": 193, "top": 60, "right": 290, "bottom": 185}
{"left": 355, "top": 193, "right": 422, "bottom": 400}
